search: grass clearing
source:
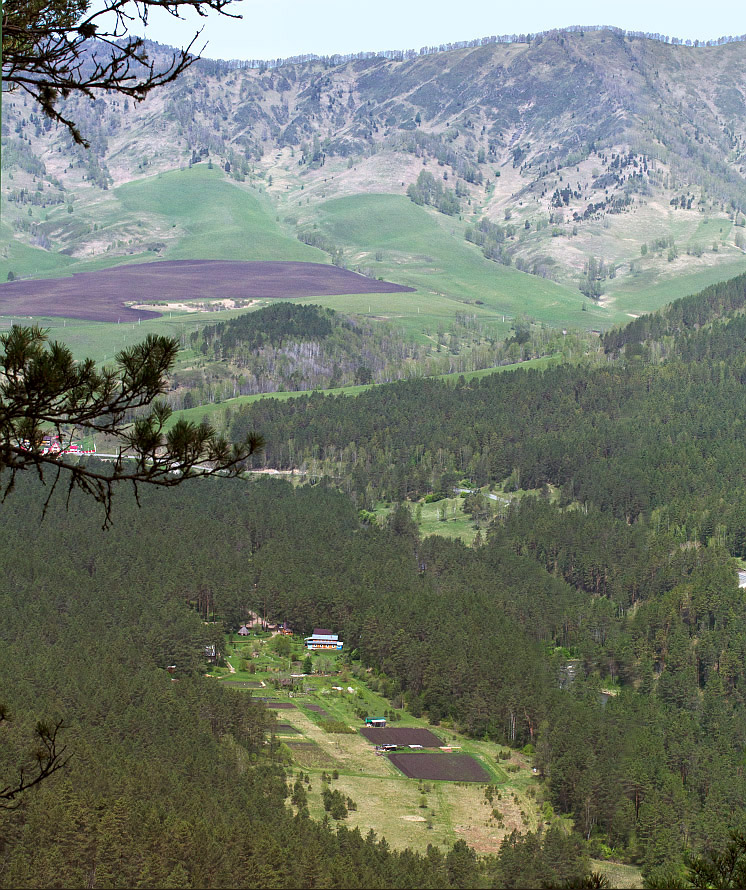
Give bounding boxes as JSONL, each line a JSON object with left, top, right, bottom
{"left": 417, "top": 498, "right": 483, "bottom": 544}
{"left": 315, "top": 194, "right": 595, "bottom": 329}
{"left": 605, "top": 256, "right": 746, "bottom": 318}
{"left": 592, "top": 859, "right": 643, "bottom": 889}
{"left": 116, "top": 166, "right": 322, "bottom": 263}
{"left": 219, "top": 626, "right": 544, "bottom": 855}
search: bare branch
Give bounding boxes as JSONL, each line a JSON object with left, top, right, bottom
{"left": 0, "top": 717, "right": 70, "bottom": 808}
{"left": 1, "top": 326, "right": 264, "bottom": 528}
{"left": 2, "top": 0, "right": 242, "bottom": 144}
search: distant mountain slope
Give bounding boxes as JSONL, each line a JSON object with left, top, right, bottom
{"left": 3, "top": 28, "right": 746, "bottom": 308}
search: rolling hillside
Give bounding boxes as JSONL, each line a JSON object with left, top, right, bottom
{"left": 3, "top": 28, "right": 746, "bottom": 325}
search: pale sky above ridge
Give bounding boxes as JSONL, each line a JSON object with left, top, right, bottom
{"left": 135, "top": 1, "right": 746, "bottom": 63}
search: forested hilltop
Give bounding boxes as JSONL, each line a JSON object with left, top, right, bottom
{"left": 230, "top": 271, "right": 746, "bottom": 547}
{"left": 167, "top": 303, "right": 574, "bottom": 408}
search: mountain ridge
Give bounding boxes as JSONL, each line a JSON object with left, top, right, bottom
{"left": 3, "top": 28, "right": 746, "bottom": 305}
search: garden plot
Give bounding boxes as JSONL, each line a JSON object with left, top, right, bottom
{"left": 360, "top": 727, "right": 442, "bottom": 746}
{"left": 388, "top": 752, "right": 490, "bottom": 782}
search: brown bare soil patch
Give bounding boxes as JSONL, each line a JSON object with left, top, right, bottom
{"left": 262, "top": 701, "right": 296, "bottom": 710}
{"left": 0, "top": 260, "right": 415, "bottom": 322}
{"left": 388, "top": 752, "right": 490, "bottom": 782}
{"left": 304, "top": 704, "right": 329, "bottom": 715}
{"left": 360, "top": 727, "right": 443, "bottom": 746}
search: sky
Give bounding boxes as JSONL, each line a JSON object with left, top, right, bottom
{"left": 134, "top": 1, "right": 746, "bottom": 62}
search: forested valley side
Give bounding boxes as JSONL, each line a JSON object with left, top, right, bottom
{"left": 169, "top": 302, "right": 579, "bottom": 410}
{"left": 0, "top": 449, "right": 745, "bottom": 885}
{"left": 7, "top": 274, "right": 746, "bottom": 886}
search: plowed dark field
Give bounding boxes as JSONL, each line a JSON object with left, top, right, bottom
{"left": 387, "top": 752, "right": 490, "bottom": 782}
{"left": 0, "top": 260, "right": 415, "bottom": 322}
{"left": 305, "top": 704, "right": 329, "bottom": 716}
{"left": 359, "top": 727, "right": 442, "bottom": 746}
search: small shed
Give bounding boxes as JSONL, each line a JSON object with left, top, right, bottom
{"left": 237, "top": 625, "right": 251, "bottom": 636}
{"left": 365, "top": 717, "right": 387, "bottom": 727}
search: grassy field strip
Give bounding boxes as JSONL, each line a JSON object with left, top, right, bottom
{"left": 163, "top": 355, "right": 561, "bottom": 431}
{"left": 591, "top": 859, "right": 643, "bottom": 889}
{"left": 306, "top": 772, "right": 459, "bottom": 854}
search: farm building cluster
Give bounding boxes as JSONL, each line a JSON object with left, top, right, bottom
{"left": 18, "top": 434, "right": 94, "bottom": 456}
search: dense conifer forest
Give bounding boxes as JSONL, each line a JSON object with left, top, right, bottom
{"left": 8, "top": 274, "right": 746, "bottom": 886}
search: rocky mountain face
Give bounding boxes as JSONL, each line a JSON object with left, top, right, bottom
{"left": 3, "top": 29, "right": 746, "bottom": 290}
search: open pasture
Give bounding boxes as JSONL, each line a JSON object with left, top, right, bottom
{"left": 360, "top": 727, "right": 443, "bottom": 746}
{"left": 0, "top": 259, "right": 413, "bottom": 323}
{"left": 314, "top": 194, "right": 593, "bottom": 327}
{"left": 388, "top": 752, "right": 490, "bottom": 782}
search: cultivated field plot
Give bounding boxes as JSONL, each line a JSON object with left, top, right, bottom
{"left": 388, "top": 752, "right": 490, "bottom": 782}
{"left": 0, "top": 260, "right": 414, "bottom": 322}
{"left": 285, "top": 740, "right": 337, "bottom": 769}
{"left": 304, "top": 704, "right": 330, "bottom": 716}
{"left": 360, "top": 727, "right": 443, "bottom": 746}
{"left": 275, "top": 723, "right": 301, "bottom": 733}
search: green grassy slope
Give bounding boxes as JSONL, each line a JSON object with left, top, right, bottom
{"left": 115, "top": 165, "right": 324, "bottom": 262}
{"left": 312, "top": 194, "right": 593, "bottom": 330}
{"left": 0, "top": 221, "right": 75, "bottom": 282}
{"left": 606, "top": 257, "right": 746, "bottom": 318}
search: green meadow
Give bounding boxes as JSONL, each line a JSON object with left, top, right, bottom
{"left": 116, "top": 165, "right": 322, "bottom": 262}
{"left": 605, "top": 256, "right": 746, "bottom": 318}
{"left": 313, "top": 194, "right": 594, "bottom": 330}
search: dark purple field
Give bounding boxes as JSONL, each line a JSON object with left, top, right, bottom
{"left": 387, "top": 752, "right": 490, "bottom": 782}
{"left": 360, "top": 727, "right": 442, "bottom": 746}
{"left": 0, "top": 260, "right": 415, "bottom": 322}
